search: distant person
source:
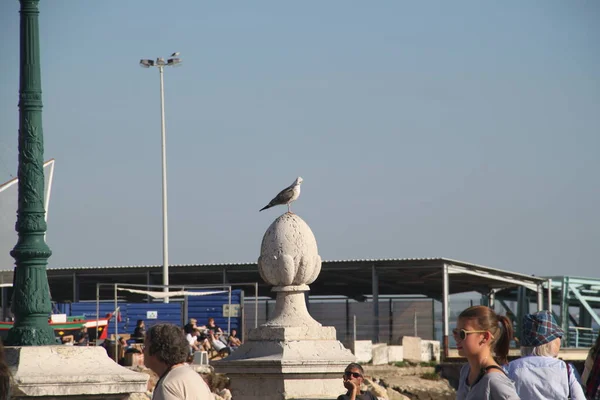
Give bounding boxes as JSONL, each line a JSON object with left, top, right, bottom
{"left": 184, "top": 318, "right": 207, "bottom": 338}
{"left": 581, "top": 329, "right": 600, "bottom": 399}
{"left": 0, "top": 338, "right": 11, "bottom": 400}
{"left": 454, "top": 306, "right": 519, "bottom": 400}
{"left": 227, "top": 329, "right": 241, "bottom": 350}
{"left": 144, "top": 323, "right": 211, "bottom": 400}
{"left": 74, "top": 326, "right": 89, "bottom": 346}
{"left": 183, "top": 318, "right": 197, "bottom": 332}
{"left": 208, "top": 330, "right": 230, "bottom": 358}
{"left": 117, "top": 336, "right": 130, "bottom": 365}
{"left": 132, "top": 320, "right": 145, "bottom": 343}
{"left": 184, "top": 324, "right": 200, "bottom": 355}
{"left": 61, "top": 334, "right": 75, "bottom": 345}
{"left": 337, "top": 363, "right": 376, "bottom": 400}
{"left": 505, "top": 310, "right": 585, "bottom": 400}
{"left": 206, "top": 317, "right": 223, "bottom": 338}
{"left": 196, "top": 328, "right": 210, "bottom": 352}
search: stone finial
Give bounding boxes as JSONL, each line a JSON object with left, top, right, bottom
{"left": 214, "top": 212, "right": 356, "bottom": 400}
{"left": 258, "top": 213, "right": 322, "bottom": 289}
{"left": 257, "top": 213, "right": 322, "bottom": 328}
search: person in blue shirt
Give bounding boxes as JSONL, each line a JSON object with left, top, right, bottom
{"left": 505, "top": 310, "right": 585, "bottom": 400}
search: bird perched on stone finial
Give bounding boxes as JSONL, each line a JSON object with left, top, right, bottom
{"left": 259, "top": 177, "right": 303, "bottom": 213}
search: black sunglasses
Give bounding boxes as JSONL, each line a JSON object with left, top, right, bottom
{"left": 344, "top": 371, "right": 362, "bottom": 379}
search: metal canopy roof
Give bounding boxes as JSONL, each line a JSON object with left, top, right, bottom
{"left": 0, "top": 257, "right": 546, "bottom": 302}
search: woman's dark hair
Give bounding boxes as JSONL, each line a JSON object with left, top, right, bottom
{"left": 458, "top": 305, "right": 513, "bottom": 365}
{"left": 145, "top": 323, "right": 189, "bottom": 366}
{"left": 184, "top": 324, "right": 196, "bottom": 335}
{"left": 136, "top": 319, "right": 144, "bottom": 326}
{"left": 0, "top": 338, "right": 11, "bottom": 399}
{"left": 344, "top": 362, "right": 364, "bottom": 376}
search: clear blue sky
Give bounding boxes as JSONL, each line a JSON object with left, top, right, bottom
{"left": 0, "top": 1, "right": 598, "bottom": 278}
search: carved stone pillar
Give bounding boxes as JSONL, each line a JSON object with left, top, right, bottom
{"left": 214, "top": 213, "right": 355, "bottom": 400}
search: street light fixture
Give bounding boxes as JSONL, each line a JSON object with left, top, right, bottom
{"left": 139, "top": 53, "right": 182, "bottom": 303}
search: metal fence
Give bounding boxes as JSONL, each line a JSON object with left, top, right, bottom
{"left": 243, "top": 297, "right": 435, "bottom": 344}
{"left": 568, "top": 326, "right": 599, "bottom": 348}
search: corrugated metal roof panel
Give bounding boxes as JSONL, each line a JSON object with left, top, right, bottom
{"left": 11, "top": 257, "right": 545, "bottom": 282}
{"left": 1, "top": 257, "right": 457, "bottom": 271}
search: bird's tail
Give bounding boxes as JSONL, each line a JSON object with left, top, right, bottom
{"left": 259, "top": 204, "right": 272, "bottom": 212}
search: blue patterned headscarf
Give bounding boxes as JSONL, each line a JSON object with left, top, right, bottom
{"left": 521, "top": 310, "right": 564, "bottom": 347}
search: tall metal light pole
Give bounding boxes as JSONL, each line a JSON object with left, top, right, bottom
{"left": 140, "top": 54, "right": 181, "bottom": 303}
{"left": 7, "top": 0, "right": 55, "bottom": 345}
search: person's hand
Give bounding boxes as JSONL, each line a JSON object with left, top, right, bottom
{"left": 343, "top": 376, "right": 358, "bottom": 393}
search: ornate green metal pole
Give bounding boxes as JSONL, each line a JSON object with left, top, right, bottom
{"left": 6, "top": 0, "right": 55, "bottom": 346}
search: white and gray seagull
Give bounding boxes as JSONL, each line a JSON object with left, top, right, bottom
{"left": 259, "top": 177, "right": 303, "bottom": 213}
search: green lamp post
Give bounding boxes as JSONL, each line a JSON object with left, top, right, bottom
{"left": 6, "top": 0, "right": 55, "bottom": 346}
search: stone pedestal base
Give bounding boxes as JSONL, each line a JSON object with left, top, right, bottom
{"left": 6, "top": 346, "right": 149, "bottom": 399}
{"left": 214, "top": 326, "right": 355, "bottom": 400}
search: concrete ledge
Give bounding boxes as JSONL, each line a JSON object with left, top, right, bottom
{"left": 6, "top": 346, "right": 148, "bottom": 398}
{"left": 215, "top": 340, "right": 354, "bottom": 371}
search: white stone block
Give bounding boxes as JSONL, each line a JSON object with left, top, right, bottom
{"left": 6, "top": 346, "right": 148, "bottom": 398}
{"left": 421, "top": 340, "right": 441, "bottom": 362}
{"left": 351, "top": 340, "right": 373, "bottom": 363}
{"left": 387, "top": 345, "right": 403, "bottom": 362}
{"left": 372, "top": 344, "right": 388, "bottom": 365}
{"left": 401, "top": 336, "right": 422, "bottom": 362}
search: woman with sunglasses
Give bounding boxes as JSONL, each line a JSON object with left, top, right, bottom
{"left": 455, "top": 306, "right": 520, "bottom": 399}
{"left": 336, "top": 363, "right": 377, "bottom": 400}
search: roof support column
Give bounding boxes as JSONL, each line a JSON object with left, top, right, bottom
{"left": 146, "top": 271, "right": 151, "bottom": 303}
{"left": 488, "top": 290, "right": 495, "bottom": 309}
{"left": 389, "top": 298, "right": 393, "bottom": 344}
{"left": 72, "top": 272, "right": 79, "bottom": 302}
{"left": 265, "top": 299, "right": 270, "bottom": 321}
{"left": 372, "top": 264, "right": 379, "bottom": 344}
{"left": 516, "top": 286, "right": 527, "bottom": 343}
{"left": 560, "top": 277, "right": 570, "bottom": 344}
{"left": 345, "top": 298, "right": 350, "bottom": 342}
{"left": 222, "top": 268, "right": 228, "bottom": 284}
{"left": 442, "top": 263, "right": 449, "bottom": 359}
{"left": 547, "top": 278, "right": 553, "bottom": 311}
{"left": 536, "top": 283, "right": 543, "bottom": 311}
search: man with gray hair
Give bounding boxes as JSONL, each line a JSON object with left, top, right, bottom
{"left": 144, "top": 323, "right": 211, "bottom": 400}
{"left": 505, "top": 310, "right": 585, "bottom": 399}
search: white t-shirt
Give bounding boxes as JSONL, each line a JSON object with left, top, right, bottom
{"left": 153, "top": 364, "right": 211, "bottom": 400}
{"left": 185, "top": 334, "right": 196, "bottom": 346}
